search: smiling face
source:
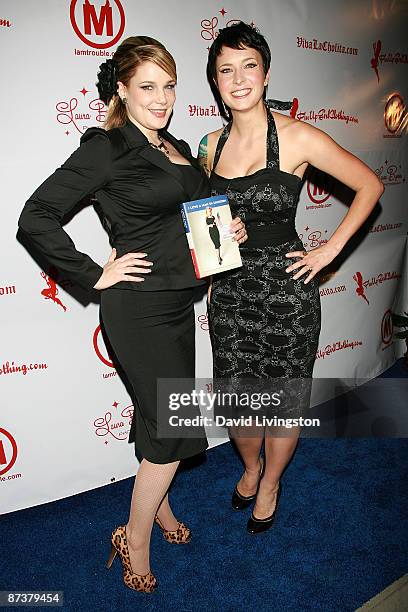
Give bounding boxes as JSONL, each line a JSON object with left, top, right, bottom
{"left": 117, "top": 60, "right": 176, "bottom": 137}
{"left": 215, "top": 45, "right": 269, "bottom": 113}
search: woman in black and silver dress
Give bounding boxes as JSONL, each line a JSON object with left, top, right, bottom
{"left": 199, "top": 23, "right": 383, "bottom": 534}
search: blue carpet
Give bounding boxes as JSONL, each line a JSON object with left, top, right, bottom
{"left": 1, "top": 359, "right": 407, "bottom": 612}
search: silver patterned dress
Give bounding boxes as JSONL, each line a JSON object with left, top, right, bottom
{"left": 208, "top": 102, "right": 321, "bottom": 414}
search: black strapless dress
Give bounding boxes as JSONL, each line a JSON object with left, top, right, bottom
{"left": 208, "top": 105, "right": 321, "bottom": 415}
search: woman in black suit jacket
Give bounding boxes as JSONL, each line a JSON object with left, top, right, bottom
{"left": 18, "top": 36, "right": 246, "bottom": 593}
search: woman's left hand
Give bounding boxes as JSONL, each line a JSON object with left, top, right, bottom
{"left": 230, "top": 216, "right": 247, "bottom": 244}
{"left": 285, "top": 244, "right": 340, "bottom": 283}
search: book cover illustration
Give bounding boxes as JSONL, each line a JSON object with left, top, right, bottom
{"left": 180, "top": 194, "right": 243, "bottom": 279}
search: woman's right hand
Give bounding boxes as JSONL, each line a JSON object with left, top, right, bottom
{"left": 93, "top": 248, "right": 153, "bottom": 290}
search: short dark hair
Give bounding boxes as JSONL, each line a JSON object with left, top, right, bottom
{"left": 207, "top": 21, "right": 271, "bottom": 120}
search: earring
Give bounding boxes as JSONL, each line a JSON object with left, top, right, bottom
{"left": 220, "top": 99, "right": 230, "bottom": 118}
{"left": 121, "top": 97, "right": 127, "bottom": 105}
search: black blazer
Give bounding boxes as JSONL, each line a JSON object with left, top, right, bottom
{"left": 18, "top": 120, "right": 210, "bottom": 291}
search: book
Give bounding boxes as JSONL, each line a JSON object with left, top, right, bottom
{"left": 180, "top": 194, "right": 243, "bottom": 279}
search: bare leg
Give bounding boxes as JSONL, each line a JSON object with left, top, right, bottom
{"left": 231, "top": 429, "right": 264, "bottom": 496}
{"left": 253, "top": 427, "right": 300, "bottom": 519}
{"left": 125, "top": 458, "right": 179, "bottom": 574}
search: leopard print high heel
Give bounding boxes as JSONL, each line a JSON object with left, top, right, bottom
{"left": 106, "top": 525, "right": 157, "bottom": 593}
{"left": 154, "top": 516, "right": 192, "bottom": 544}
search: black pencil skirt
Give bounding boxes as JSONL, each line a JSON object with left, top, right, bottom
{"left": 100, "top": 287, "right": 209, "bottom": 464}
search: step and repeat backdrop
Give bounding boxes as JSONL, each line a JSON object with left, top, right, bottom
{"left": 1, "top": 0, "right": 407, "bottom": 514}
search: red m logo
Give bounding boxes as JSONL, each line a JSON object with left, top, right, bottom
{"left": 311, "top": 185, "right": 328, "bottom": 197}
{"left": 307, "top": 179, "right": 331, "bottom": 204}
{"left": 0, "top": 440, "right": 6, "bottom": 465}
{"left": 0, "top": 428, "right": 18, "bottom": 476}
{"left": 83, "top": 0, "right": 113, "bottom": 36}
{"left": 70, "top": 0, "right": 125, "bottom": 49}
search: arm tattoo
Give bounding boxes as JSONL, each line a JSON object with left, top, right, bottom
{"left": 198, "top": 135, "right": 210, "bottom": 177}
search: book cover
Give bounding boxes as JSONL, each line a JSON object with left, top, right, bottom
{"left": 180, "top": 194, "right": 242, "bottom": 279}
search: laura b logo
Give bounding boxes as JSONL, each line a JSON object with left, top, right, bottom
{"left": 0, "top": 428, "right": 18, "bottom": 477}
{"left": 56, "top": 85, "right": 105, "bottom": 136}
{"left": 298, "top": 226, "right": 328, "bottom": 249}
{"left": 375, "top": 159, "right": 405, "bottom": 186}
{"left": 381, "top": 309, "right": 393, "bottom": 346}
{"left": 70, "top": 0, "right": 125, "bottom": 49}
{"left": 93, "top": 400, "right": 133, "bottom": 443}
{"left": 200, "top": 7, "right": 249, "bottom": 48}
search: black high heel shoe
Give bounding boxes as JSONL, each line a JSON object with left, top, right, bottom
{"left": 247, "top": 482, "right": 281, "bottom": 534}
{"left": 231, "top": 456, "right": 265, "bottom": 511}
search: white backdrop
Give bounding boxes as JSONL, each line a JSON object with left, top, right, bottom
{"left": 1, "top": 0, "right": 407, "bottom": 514}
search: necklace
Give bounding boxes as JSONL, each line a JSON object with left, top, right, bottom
{"left": 149, "top": 133, "right": 170, "bottom": 159}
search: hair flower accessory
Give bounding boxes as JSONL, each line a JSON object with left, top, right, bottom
{"left": 96, "top": 59, "right": 119, "bottom": 105}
